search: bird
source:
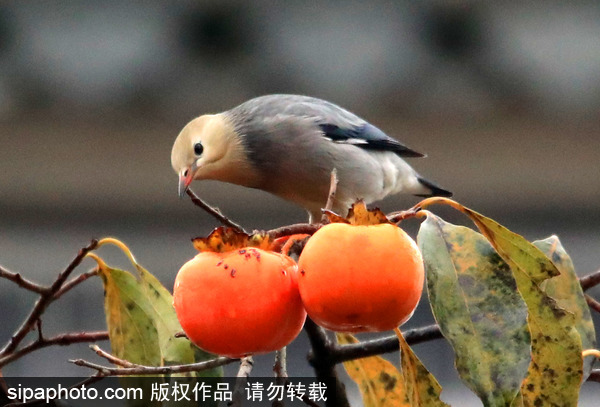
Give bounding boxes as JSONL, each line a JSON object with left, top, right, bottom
{"left": 171, "top": 94, "right": 452, "bottom": 222}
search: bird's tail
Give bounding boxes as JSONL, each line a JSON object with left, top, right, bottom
{"left": 414, "top": 176, "right": 453, "bottom": 198}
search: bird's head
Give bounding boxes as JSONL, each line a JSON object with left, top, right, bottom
{"left": 171, "top": 114, "right": 254, "bottom": 197}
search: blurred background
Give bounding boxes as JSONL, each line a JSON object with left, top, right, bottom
{"left": 0, "top": 1, "right": 599, "bottom": 405}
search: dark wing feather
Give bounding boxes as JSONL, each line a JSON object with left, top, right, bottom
{"left": 318, "top": 123, "right": 425, "bottom": 158}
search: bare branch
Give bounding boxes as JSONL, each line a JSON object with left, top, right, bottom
{"left": 274, "top": 348, "right": 288, "bottom": 379}
{"left": 186, "top": 188, "right": 247, "bottom": 233}
{"left": 272, "top": 348, "right": 288, "bottom": 407}
{"left": 0, "top": 264, "right": 46, "bottom": 294}
{"left": 328, "top": 324, "right": 443, "bottom": 364}
{"left": 267, "top": 224, "right": 320, "bottom": 240}
{"left": 585, "top": 294, "right": 600, "bottom": 314}
{"left": 0, "top": 331, "right": 108, "bottom": 368}
{"left": 71, "top": 356, "right": 236, "bottom": 376}
{"left": 388, "top": 206, "right": 423, "bottom": 224}
{"left": 53, "top": 268, "right": 99, "bottom": 300}
{"left": 90, "top": 345, "right": 137, "bottom": 368}
{"left": 0, "top": 240, "right": 99, "bottom": 357}
{"left": 321, "top": 169, "right": 338, "bottom": 223}
{"left": 580, "top": 269, "right": 600, "bottom": 291}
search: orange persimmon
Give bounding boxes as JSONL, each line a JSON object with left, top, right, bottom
{"left": 173, "top": 248, "right": 306, "bottom": 358}
{"left": 297, "top": 223, "right": 424, "bottom": 332}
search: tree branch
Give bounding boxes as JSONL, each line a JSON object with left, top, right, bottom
{"left": 304, "top": 319, "right": 350, "bottom": 407}
{"left": 580, "top": 269, "right": 600, "bottom": 291}
{"left": 53, "top": 268, "right": 99, "bottom": 300}
{"left": 90, "top": 344, "right": 137, "bottom": 368}
{"left": 328, "top": 324, "right": 443, "bottom": 364}
{"left": 585, "top": 294, "right": 600, "bottom": 314}
{"left": 267, "top": 224, "right": 320, "bottom": 240}
{"left": 71, "top": 355, "right": 236, "bottom": 376}
{"left": 0, "top": 331, "right": 108, "bottom": 368}
{"left": 186, "top": 188, "right": 247, "bottom": 233}
{"left": 0, "top": 264, "right": 46, "bottom": 294}
{"left": 0, "top": 240, "right": 99, "bottom": 357}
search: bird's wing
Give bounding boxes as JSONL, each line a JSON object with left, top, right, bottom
{"left": 317, "top": 122, "right": 424, "bottom": 158}
{"left": 231, "top": 94, "right": 425, "bottom": 158}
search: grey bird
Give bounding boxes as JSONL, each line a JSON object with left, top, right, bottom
{"left": 171, "top": 94, "right": 452, "bottom": 222}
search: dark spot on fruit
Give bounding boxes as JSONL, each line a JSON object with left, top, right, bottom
{"left": 255, "top": 253, "right": 261, "bottom": 261}
{"left": 245, "top": 253, "right": 251, "bottom": 260}
{"left": 216, "top": 260, "right": 223, "bottom": 266}
{"left": 224, "top": 264, "right": 228, "bottom": 269}
{"left": 239, "top": 249, "right": 246, "bottom": 254}
{"left": 126, "top": 302, "right": 135, "bottom": 311}
{"left": 230, "top": 269, "right": 236, "bottom": 277}
{"left": 281, "top": 269, "right": 286, "bottom": 276}
{"left": 300, "top": 269, "right": 305, "bottom": 276}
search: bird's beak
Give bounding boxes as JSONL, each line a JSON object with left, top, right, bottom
{"left": 178, "top": 162, "right": 198, "bottom": 198}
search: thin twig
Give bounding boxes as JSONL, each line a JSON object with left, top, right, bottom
{"left": 70, "top": 356, "right": 236, "bottom": 376}
{"left": 0, "top": 264, "right": 46, "bottom": 294}
{"left": 186, "top": 188, "right": 247, "bottom": 233}
{"left": 0, "top": 331, "right": 109, "bottom": 368}
{"left": 273, "top": 348, "right": 288, "bottom": 407}
{"left": 388, "top": 207, "right": 422, "bottom": 224}
{"left": 267, "top": 224, "right": 320, "bottom": 240}
{"left": 321, "top": 169, "right": 338, "bottom": 223}
{"left": 580, "top": 269, "right": 600, "bottom": 291}
{"left": 53, "top": 268, "right": 99, "bottom": 300}
{"left": 585, "top": 294, "right": 600, "bottom": 314}
{"left": 0, "top": 240, "right": 99, "bottom": 357}
{"left": 274, "top": 347, "right": 288, "bottom": 379}
{"left": 90, "top": 345, "right": 137, "bottom": 368}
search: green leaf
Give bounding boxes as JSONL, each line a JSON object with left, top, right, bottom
{"left": 534, "top": 235, "right": 596, "bottom": 379}
{"left": 418, "top": 214, "right": 530, "bottom": 406}
{"left": 453, "top": 207, "right": 583, "bottom": 406}
{"left": 98, "top": 263, "right": 222, "bottom": 377}
{"left": 131, "top": 263, "right": 219, "bottom": 376}
{"left": 337, "top": 333, "right": 410, "bottom": 407}
{"left": 396, "top": 329, "right": 449, "bottom": 406}
{"left": 99, "top": 266, "right": 162, "bottom": 407}
{"left": 99, "top": 266, "right": 162, "bottom": 367}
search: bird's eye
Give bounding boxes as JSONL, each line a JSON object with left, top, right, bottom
{"left": 194, "top": 142, "right": 204, "bottom": 156}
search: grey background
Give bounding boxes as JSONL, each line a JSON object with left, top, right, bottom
{"left": 0, "top": 2, "right": 599, "bottom": 405}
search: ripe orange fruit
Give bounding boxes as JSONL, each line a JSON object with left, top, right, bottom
{"left": 173, "top": 248, "right": 307, "bottom": 358}
{"left": 297, "top": 223, "right": 424, "bottom": 332}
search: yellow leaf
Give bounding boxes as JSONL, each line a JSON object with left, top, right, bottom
{"left": 337, "top": 333, "right": 409, "bottom": 407}
{"left": 396, "top": 329, "right": 449, "bottom": 407}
